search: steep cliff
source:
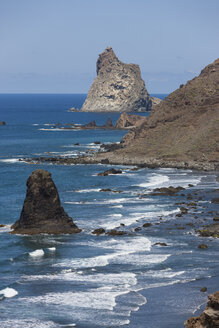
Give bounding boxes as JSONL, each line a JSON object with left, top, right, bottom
{"left": 81, "top": 47, "right": 151, "bottom": 112}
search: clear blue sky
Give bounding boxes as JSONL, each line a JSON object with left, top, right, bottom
{"left": 0, "top": 0, "right": 218, "bottom": 94}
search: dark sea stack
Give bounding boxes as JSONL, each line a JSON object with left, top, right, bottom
{"left": 81, "top": 46, "right": 151, "bottom": 112}
{"left": 93, "top": 58, "right": 219, "bottom": 169}
{"left": 11, "top": 169, "right": 81, "bottom": 235}
{"left": 184, "top": 291, "right": 219, "bottom": 328}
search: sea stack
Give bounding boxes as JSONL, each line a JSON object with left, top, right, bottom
{"left": 81, "top": 46, "right": 151, "bottom": 112}
{"left": 11, "top": 169, "right": 81, "bottom": 234}
{"left": 184, "top": 291, "right": 219, "bottom": 327}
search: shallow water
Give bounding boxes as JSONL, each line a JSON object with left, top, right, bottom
{"left": 0, "top": 94, "right": 218, "bottom": 328}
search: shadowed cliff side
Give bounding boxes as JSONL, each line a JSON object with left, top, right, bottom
{"left": 81, "top": 46, "right": 151, "bottom": 112}
{"left": 91, "top": 58, "right": 219, "bottom": 169}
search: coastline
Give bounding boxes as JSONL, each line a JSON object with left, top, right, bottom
{"left": 20, "top": 151, "right": 219, "bottom": 172}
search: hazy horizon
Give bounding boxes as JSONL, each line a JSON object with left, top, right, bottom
{"left": 0, "top": 0, "right": 218, "bottom": 94}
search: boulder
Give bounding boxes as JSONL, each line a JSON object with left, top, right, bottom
{"left": 150, "top": 96, "right": 162, "bottom": 109}
{"left": 92, "top": 228, "right": 106, "bottom": 235}
{"left": 97, "top": 168, "right": 122, "bottom": 176}
{"left": 81, "top": 46, "right": 151, "bottom": 112}
{"left": 184, "top": 291, "right": 219, "bottom": 327}
{"left": 11, "top": 169, "right": 81, "bottom": 235}
{"left": 115, "top": 112, "right": 147, "bottom": 129}
{"left": 0, "top": 121, "right": 6, "bottom": 125}
{"left": 107, "top": 229, "right": 126, "bottom": 236}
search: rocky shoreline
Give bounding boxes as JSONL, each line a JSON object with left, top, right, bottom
{"left": 19, "top": 152, "right": 219, "bottom": 172}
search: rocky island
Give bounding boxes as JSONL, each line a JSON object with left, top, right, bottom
{"left": 81, "top": 46, "right": 152, "bottom": 112}
{"left": 11, "top": 169, "right": 81, "bottom": 234}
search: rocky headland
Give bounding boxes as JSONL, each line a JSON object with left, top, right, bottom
{"left": 185, "top": 291, "right": 219, "bottom": 327}
{"left": 11, "top": 169, "right": 81, "bottom": 234}
{"left": 82, "top": 58, "right": 219, "bottom": 170}
{"left": 81, "top": 46, "right": 152, "bottom": 112}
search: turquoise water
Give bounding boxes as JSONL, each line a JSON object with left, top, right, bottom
{"left": 0, "top": 94, "right": 218, "bottom": 328}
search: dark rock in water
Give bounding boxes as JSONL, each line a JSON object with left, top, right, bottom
{"left": 198, "top": 223, "right": 219, "bottom": 238}
{"left": 99, "top": 188, "right": 112, "bottom": 192}
{"left": 107, "top": 229, "right": 126, "bottom": 236}
{"left": 200, "top": 287, "right": 207, "bottom": 292}
{"left": 0, "top": 224, "right": 6, "bottom": 228}
{"left": 92, "top": 228, "right": 106, "bottom": 235}
{"left": 0, "top": 121, "right": 6, "bottom": 125}
{"left": 154, "top": 242, "right": 168, "bottom": 247}
{"left": 213, "top": 217, "right": 219, "bottom": 222}
{"left": 142, "top": 222, "right": 152, "bottom": 228}
{"left": 150, "top": 186, "right": 185, "bottom": 196}
{"left": 184, "top": 291, "right": 219, "bottom": 327}
{"left": 83, "top": 120, "right": 97, "bottom": 128}
{"left": 98, "top": 168, "right": 122, "bottom": 176}
{"left": 198, "top": 244, "right": 208, "bottom": 249}
{"left": 211, "top": 198, "right": 219, "bottom": 204}
{"left": 81, "top": 46, "right": 151, "bottom": 112}
{"left": 11, "top": 169, "right": 81, "bottom": 235}
{"left": 94, "top": 141, "right": 101, "bottom": 145}
{"left": 102, "top": 118, "right": 113, "bottom": 128}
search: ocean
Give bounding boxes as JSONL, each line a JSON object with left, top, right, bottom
{"left": 0, "top": 94, "right": 218, "bottom": 328}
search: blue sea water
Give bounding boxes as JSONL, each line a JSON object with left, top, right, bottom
{"left": 0, "top": 94, "right": 218, "bottom": 328}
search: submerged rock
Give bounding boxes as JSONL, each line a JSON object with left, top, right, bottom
{"left": 92, "top": 228, "right": 106, "bottom": 235}
{"left": 11, "top": 169, "right": 81, "bottom": 235}
{"left": 184, "top": 291, "right": 219, "bottom": 327}
{"left": 97, "top": 168, "right": 123, "bottom": 176}
{"left": 81, "top": 46, "right": 151, "bottom": 112}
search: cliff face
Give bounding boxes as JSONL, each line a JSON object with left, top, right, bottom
{"left": 94, "top": 58, "right": 219, "bottom": 169}
{"left": 81, "top": 47, "right": 151, "bottom": 112}
{"left": 184, "top": 291, "right": 219, "bottom": 328}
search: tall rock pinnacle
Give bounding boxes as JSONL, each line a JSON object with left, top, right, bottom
{"left": 11, "top": 169, "right": 81, "bottom": 234}
{"left": 81, "top": 47, "right": 151, "bottom": 112}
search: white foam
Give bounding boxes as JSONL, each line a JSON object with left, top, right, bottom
{"left": 0, "top": 224, "right": 12, "bottom": 233}
{"left": 47, "top": 247, "right": 56, "bottom": 252}
{"left": 110, "top": 205, "right": 124, "bottom": 208}
{"left": 0, "top": 287, "right": 18, "bottom": 298}
{"left": 39, "top": 128, "right": 78, "bottom": 131}
{"left": 138, "top": 174, "right": 170, "bottom": 188}
{"left": 65, "top": 197, "right": 146, "bottom": 206}
{"left": 145, "top": 268, "right": 185, "bottom": 278}
{"left": 0, "top": 158, "right": 21, "bottom": 164}
{"left": 55, "top": 236, "right": 151, "bottom": 269}
{"left": 75, "top": 188, "right": 101, "bottom": 193}
{"left": 0, "top": 319, "right": 58, "bottom": 328}
{"left": 109, "top": 213, "right": 123, "bottom": 217}
{"left": 29, "top": 249, "right": 44, "bottom": 257}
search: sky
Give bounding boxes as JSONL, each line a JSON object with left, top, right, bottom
{"left": 0, "top": 0, "right": 218, "bottom": 94}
